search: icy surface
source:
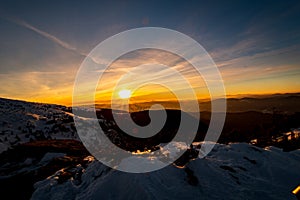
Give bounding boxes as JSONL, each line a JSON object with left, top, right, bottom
{"left": 32, "top": 143, "right": 300, "bottom": 200}
{"left": 0, "top": 98, "right": 78, "bottom": 153}
{"left": 1, "top": 98, "right": 299, "bottom": 199}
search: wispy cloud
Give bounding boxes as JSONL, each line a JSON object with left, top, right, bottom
{"left": 0, "top": 71, "right": 74, "bottom": 104}
{"left": 16, "top": 19, "right": 77, "bottom": 51}
{"left": 3, "top": 16, "right": 100, "bottom": 62}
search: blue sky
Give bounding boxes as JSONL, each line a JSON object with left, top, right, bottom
{"left": 0, "top": 0, "right": 300, "bottom": 104}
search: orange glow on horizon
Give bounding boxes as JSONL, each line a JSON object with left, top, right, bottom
{"left": 1, "top": 48, "right": 299, "bottom": 106}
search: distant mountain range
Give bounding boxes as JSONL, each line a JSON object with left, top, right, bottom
{"left": 93, "top": 92, "right": 300, "bottom": 113}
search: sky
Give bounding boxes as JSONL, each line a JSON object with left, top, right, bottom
{"left": 0, "top": 0, "right": 300, "bottom": 105}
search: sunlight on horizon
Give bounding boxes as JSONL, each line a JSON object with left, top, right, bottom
{"left": 118, "top": 89, "right": 132, "bottom": 99}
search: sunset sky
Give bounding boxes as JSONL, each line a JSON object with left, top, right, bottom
{"left": 0, "top": 1, "right": 300, "bottom": 105}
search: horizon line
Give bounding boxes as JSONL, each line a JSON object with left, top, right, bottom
{"left": 1, "top": 91, "right": 300, "bottom": 107}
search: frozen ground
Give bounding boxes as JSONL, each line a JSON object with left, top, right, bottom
{"left": 0, "top": 98, "right": 299, "bottom": 200}
{"left": 32, "top": 143, "right": 300, "bottom": 200}
{"left": 0, "top": 98, "right": 78, "bottom": 153}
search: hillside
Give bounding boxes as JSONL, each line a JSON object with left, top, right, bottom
{"left": 0, "top": 97, "right": 299, "bottom": 199}
{"left": 31, "top": 143, "right": 300, "bottom": 200}
{"left": 0, "top": 98, "right": 78, "bottom": 153}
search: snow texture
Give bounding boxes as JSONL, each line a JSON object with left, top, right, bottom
{"left": 32, "top": 143, "right": 300, "bottom": 200}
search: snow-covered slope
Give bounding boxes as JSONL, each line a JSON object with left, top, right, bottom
{"left": 0, "top": 98, "right": 78, "bottom": 153}
{"left": 1, "top": 98, "right": 299, "bottom": 199}
{"left": 32, "top": 143, "right": 300, "bottom": 200}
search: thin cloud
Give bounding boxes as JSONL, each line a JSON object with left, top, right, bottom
{"left": 4, "top": 16, "right": 101, "bottom": 64}
{"left": 10, "top": 18, "right": 77, "bottom": 51}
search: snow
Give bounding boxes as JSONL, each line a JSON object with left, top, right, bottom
{"left": 160, "top": 142, "right": 188, "bottom": 159}
{"left": 118, "top": 156, "right": 166, "bottom": 172}
{"left": 1, "top": 97, "right": 300, "bottom": 199}
{"left": 31, "top": 143, "right": 300, "bottom": 200}
{"left": 0, "top": 98, "right": 78, "bottom": 153}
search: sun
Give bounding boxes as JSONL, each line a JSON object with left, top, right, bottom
{"left": 118, "top": 89, "right": 132, "bottom": 99}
